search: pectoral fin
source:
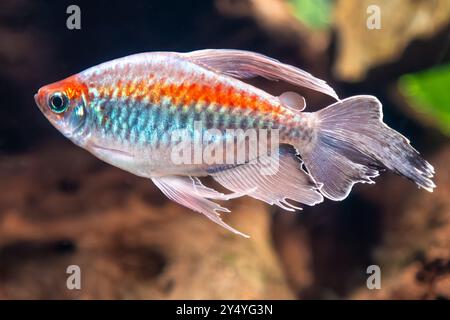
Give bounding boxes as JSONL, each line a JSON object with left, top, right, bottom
{"left": 91, "top": 144, "right": 135, "bottom": 158}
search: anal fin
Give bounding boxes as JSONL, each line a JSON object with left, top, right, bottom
{"left": 210, "top": 145, "right": 323, "bottom": 211}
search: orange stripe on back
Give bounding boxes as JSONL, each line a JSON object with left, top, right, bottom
{"left": 96, "top": 78, "right": 286, "bottom": 117}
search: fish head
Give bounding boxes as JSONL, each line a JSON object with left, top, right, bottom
{"left": 35, "top": 75, "right": 90, "bottom": 144}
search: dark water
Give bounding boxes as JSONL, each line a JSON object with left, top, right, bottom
{"left": 0, "top": 0, "right": 448, "bottom": 299}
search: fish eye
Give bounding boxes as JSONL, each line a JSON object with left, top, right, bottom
{"left": 48, "top": 92, "right": 68, "bottom": 113}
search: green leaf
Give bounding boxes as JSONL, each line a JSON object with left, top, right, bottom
{"left": 398, "top": 64, "right": 450, "bottom": 136}
{"left": 287, "top": 0, "right": 332, "bottom": 30}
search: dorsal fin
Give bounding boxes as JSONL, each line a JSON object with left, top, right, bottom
{"left": 279, "top": 91, "right": 306, "bottom": 112}
{"left": 182, "top": 49, "right": 339, "bottom": 100}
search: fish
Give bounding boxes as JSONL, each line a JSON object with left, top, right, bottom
{"left": 34, "top": 49, "right": 436, "bottom": 237}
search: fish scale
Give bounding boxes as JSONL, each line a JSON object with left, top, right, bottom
{"left": 34, "top": 49, "right": 434, "bottom": 237}
{"left": 99, "top": 79, "right": 289, "bottom": 157}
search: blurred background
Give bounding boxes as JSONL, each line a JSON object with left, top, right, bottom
{"left": 0, "top": 0, "right": 449, "bottom": 299}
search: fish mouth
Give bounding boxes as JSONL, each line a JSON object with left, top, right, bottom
{"left": 34, "top": 92, "right": 44, "bottom": 111}
{"left": 34, "top": 91, "right": 50, "bottom": 117}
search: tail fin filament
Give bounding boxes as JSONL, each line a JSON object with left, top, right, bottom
{"left": 299, "top": 95, "right": 435, "bottom": 200}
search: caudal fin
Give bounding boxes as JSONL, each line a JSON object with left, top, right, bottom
{"left": 299, "top": 95, "right": 435, "bottom": 201}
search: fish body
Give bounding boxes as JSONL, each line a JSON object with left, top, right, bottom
{"left": 41, "top": 53, "right": 308, "bottom": 177}
{"left": 35, "top": 49, "right": 435, "bottom": 237}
